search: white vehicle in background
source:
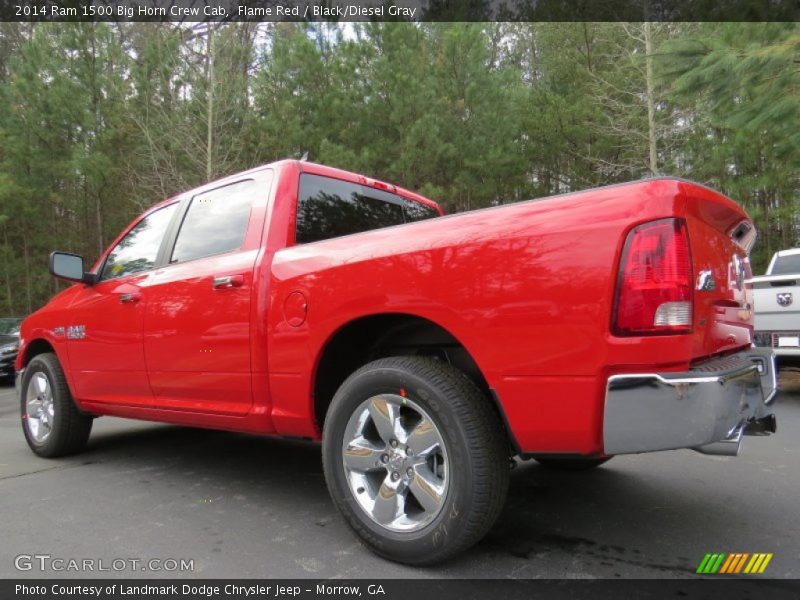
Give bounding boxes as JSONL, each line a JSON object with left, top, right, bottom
{"left": 751, "top": 248, "right": 800, "bottom": 359}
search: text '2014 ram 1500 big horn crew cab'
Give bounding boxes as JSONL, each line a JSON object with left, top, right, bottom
{"left": 16, "top": 160, "right": 777, "bottom": 564}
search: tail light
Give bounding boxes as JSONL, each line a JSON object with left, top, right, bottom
{"left": 613, "top": 218, "right": 692, "bottom": 336}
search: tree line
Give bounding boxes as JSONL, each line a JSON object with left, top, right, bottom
{"left": 0, "top": 22, "right": 797, "bottom": 314}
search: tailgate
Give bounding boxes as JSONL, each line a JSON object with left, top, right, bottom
{"left": 751, "top": 275, "right": 800, "bottom": 334}
{"left": 679, "top": 182, "right": 755, "bottom": 359}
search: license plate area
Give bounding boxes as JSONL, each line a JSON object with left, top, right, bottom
{"left": 778, "top": 336, "right": 800, "bottom": 347}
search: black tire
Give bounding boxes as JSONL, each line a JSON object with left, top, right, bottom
{"left": 20, "top": 352, "right": 92, "bottom": 458}
{"left": 322, "top": 356, "right": 509, "bottom": 565}
{"left": 535, "top": 457, "right": 611, "bottom": 471}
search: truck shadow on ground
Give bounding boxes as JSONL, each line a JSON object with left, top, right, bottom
{"left": 480, "top": 461, "right": 696, "bottom": 575}
{"left": 71, "top": 421, "right": 737, "bottom": 576}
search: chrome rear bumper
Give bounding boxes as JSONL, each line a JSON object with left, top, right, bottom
{"left": 603, "top": 348, "right": 776, "bottom": 456}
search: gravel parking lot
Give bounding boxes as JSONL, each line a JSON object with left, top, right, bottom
{"left": 1, "top": 378, "right": 799, "bottom": 579}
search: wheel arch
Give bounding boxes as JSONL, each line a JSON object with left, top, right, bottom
{"left": 20, "top": 338, "right": 56, "bottom": 367}
{"left": 312, "top": 312, "right": 517, "bottom": 451}
{"left": 18, "top": 337, "right": 81, "bottom": 406}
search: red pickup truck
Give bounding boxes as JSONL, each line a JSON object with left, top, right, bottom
{"left": 16, "top": 160, "right": 777, "bottom": 564}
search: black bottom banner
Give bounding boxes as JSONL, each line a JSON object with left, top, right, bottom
{"left": 4, "top": 579, "right": 800, "bottom": 600}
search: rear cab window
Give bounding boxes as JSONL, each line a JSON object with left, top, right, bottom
{"left": 295, "top": 174, "right": 438, "bottom": 244}
{"left": 770, "top": 254, "right": 800, "bottom": 276}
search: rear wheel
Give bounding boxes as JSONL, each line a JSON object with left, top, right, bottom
{"left": 535, "top": 457, "right": 611, "bottom": 471}
{"left": 20, "top": 353, "right": 92, "bottom": 458}
{"left": 322, "top": 356, "right": 509, "bottom": 565}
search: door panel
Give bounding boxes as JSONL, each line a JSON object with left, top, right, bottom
{"left": 142, "top": 175, "right": 272, "bottom": 416}
{"left": 144, "top": 251, "right": 256, "bottom": 415}
{"left": 65, "top": 202, "right": 179, "bottom": 406}
{"left": 66, "top": 275, "right": 153, "bottom": 406}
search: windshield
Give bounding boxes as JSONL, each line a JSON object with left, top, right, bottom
{"left": 770, "top": 254, "right": 800, "bottom": 276}
{"left": 0, "top": 318, "right": 22, "bottom": 336}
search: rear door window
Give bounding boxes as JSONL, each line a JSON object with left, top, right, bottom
{"left": 171, "top": 180, "right": 256, "bottom": 263}
{"left": 295, "top": 174, "right": 437, "bottom": 244}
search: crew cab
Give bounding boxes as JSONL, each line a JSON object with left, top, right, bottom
{"left": 751, "top": 248, "right": 800, "bottom": 360}
{"left": 16, "top": 161, "right": 777, "bottom": 564}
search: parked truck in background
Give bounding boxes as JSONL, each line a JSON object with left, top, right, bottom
{"left": 0, "top": 317, "right": 23, "bottom": 383}
{"left": 752, "top": 248, "right": 800, "bottom": 361}
{"left": 15, "top": 161, "right": 777, "bottom": 564}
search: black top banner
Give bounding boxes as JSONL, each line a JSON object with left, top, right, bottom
{"left": 1, "top": 0, "right": 799, "bottom": 22}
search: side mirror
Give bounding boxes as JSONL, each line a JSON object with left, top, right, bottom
{"left": 49, "top": 252, "right": 95, "bottom": 284}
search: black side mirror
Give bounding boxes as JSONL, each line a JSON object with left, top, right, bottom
{"left": 49, "top": 252, "right": 96, "bottom": 284}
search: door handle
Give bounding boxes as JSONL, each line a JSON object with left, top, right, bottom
{"left": 119, "top": 292, "right": 141, "bottom": 303}
{"left": 212, "top": 275, "right": 244, "bottom": 289}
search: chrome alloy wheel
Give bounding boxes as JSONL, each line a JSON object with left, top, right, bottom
{"left": 341, "top": 394, "right": 449, "bottom": 533}
{"left": 25, "top": 372, "right": 55, "bottom": 443}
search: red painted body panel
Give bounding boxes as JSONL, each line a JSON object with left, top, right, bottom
{"left": 142, "top": 169, "right": 273, "bottom": 417}
{"left": 144, "top": 250, "right": 257, "bottom": 416}
{"left": 65, "top": 272, "right": 153, "bottom": 407}
{"left": 17, "top": 161, "right": 754, "bottom": 456}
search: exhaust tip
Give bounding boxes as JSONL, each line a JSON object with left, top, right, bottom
{"left": 694, "top": 423, "right": 743, "bottom": 456}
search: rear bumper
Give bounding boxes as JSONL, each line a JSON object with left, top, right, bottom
{"left": 770, "top": 349, "right": 800, "bottom": 358}
{"left": 603, "top": 348, "right": 776, "bottom": 456}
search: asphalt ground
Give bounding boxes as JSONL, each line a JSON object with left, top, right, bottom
{"left": 1, "top": 376, "right": 798, "bottom": 579}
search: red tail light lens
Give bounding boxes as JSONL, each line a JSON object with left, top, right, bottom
{"left": 613, "top": 218, "right": 692, "bottom": 336}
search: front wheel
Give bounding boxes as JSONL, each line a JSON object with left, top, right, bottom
{"left": 322, "top": 356, "right": 509, "bottom": 565}
{"left": 20, "top": 352, "right": 92, "bottom": 458}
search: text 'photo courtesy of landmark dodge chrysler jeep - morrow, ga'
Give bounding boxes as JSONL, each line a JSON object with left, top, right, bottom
{"left": 16, "top": 160, "right": 777, "bottom": 564}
